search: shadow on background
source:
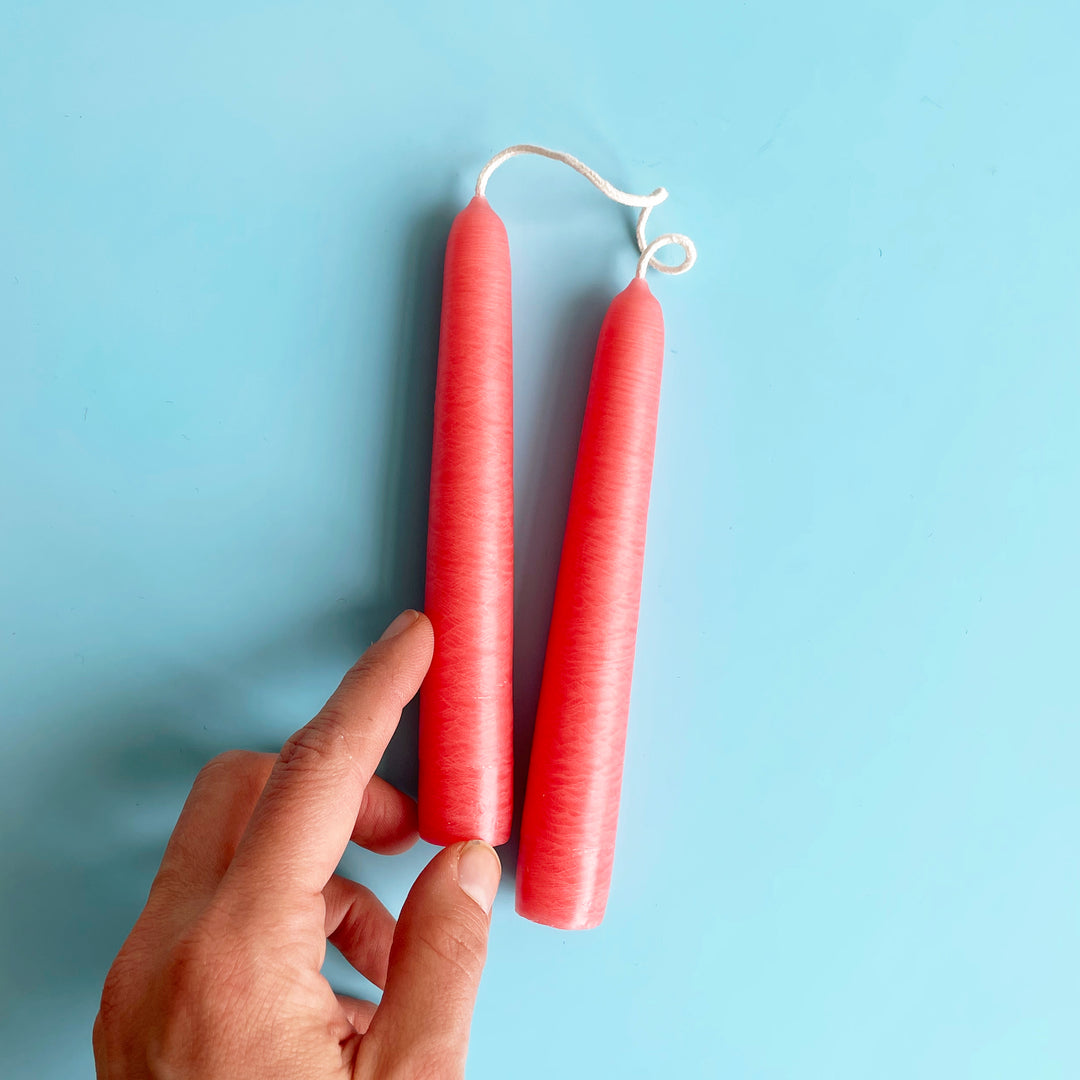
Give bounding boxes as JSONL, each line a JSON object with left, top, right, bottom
{"left": 372, "top": 202, "right": 452, "bottom": 800}
{"left": 0, "top": 206, "right": 448, "bottom": 1063}
{"left": 506, "top": 286, "right": 610, "bottom": 867}
{"left": 0, "top": 604, "right": 413, "bottom": 1052}
{"left": 0, "top": 208, "right": 608, "bottom": 1068}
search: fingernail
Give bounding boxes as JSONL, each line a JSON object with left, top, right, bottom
{"left": 457, "top": 841, "right": 501, "bottom": 914}
{"left": 379, "top": 610, "right": 419, "bottom": 641}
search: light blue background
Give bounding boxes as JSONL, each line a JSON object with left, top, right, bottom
{"left": 2, "top": 2, "right": 1078, "bottom": 1077}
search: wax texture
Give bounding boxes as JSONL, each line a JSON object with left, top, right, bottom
{"left": 516, "top": 278, "right": 665, "bottom": 929}
{"left": 419, "top": 196, "right": 514, "bottom": 846}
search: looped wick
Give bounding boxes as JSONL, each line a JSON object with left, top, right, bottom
{"left": 634, "top": 204, "right": 697, "bottom": 278}
{"left": 476, "top": 144, "right": 696, "bottom": 280}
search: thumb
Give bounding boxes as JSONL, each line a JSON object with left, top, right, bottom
{"left": 360, "top": 841, "right": 500, "bottom": 1078}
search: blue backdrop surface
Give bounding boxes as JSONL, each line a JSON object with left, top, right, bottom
{"left": 2, "top": 2, "right": 1078, "bottom": 1076}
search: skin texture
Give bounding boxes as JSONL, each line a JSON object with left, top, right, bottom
{"left": 93, "top": 611, "right": 502, "bottom": 1079}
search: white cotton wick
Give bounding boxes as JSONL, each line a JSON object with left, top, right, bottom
{"left": 476, "top": 143, "right": 696, "bottom": 279}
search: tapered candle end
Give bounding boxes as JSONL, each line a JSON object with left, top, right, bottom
{"left": 460, "top": 193, "right": 502, "bottom": 225}
{"left": 618, "top": 274, "right": 662, "bottom": 314}
{"left": 514, "top": 273, "right": 665, "bottom": 931}
{"left": 516, "top": 872, "right": 608, "bottom": 930}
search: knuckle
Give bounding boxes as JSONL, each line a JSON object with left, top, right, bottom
{"left": 91, "top": 1010, "right": 107, "bottom": 1056}
{"left": 94, "top": 939, "right": 162, "bottom": 1059}
{"left": 212, "top": 748, "right": 255, "bottom": 770}
{"left": 161, "top": 935, "right": 214, "bottom": 1000}
{"left": 416, "top": 918, "right": 488, "bottom": 982}
{"left": 158, "top": 920, "right": 241, "bottom": 1013}
{"left": 95, "top": 959, "right": 132, "bottom": 1041}
{"left": 340, "top": 652, "right": 391, "bottom": 697}
{"left": 357, "top": 786, "right": 415, "bottom": 852}
{"left": 148, "top": 937, "right": 240, "bottom": 1073}
{"left": 92, "top": 1002, "right": 128, "bottom": 1072}
{"left": 356, "top": 785, "right": 387, "bottom": 835}
{"left": 329, "top": 895, "right": 383, "bottom": 955}
{"left": 278, "top": 721, "right": 342, "bottom": 772}
{"left": 195, "top": 749, "right": 261, "bottom": 787}
{"left": 99, "top": 964, "right": 127, "bottom": 1013}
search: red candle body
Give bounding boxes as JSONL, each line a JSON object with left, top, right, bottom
{"left": 419, "top": 196, "right": 514, "bottom": 846}
{"left": 516, "top": 278, "right": 665, "bottom": 929}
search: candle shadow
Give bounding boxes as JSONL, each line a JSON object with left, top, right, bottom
{"left": 369, "top": 201, "right": 455, "bottom": 799}
{"left": 504, "top": 285, "right": 612, "bottom": 875}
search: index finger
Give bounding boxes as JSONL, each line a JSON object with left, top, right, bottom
{"left": 223, "top": 611, "right": 433, "bottom": 907}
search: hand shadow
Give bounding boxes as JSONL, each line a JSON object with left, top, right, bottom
{"left": 0, "top": 600, "right": 423, "bottom": 1072}
{"left": 0, "top": 201, "right": 610, "bottom": 1076}
{"left": 0, "top": 204, "right": 449, "bottom": 1072}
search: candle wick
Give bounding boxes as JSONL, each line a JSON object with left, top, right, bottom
{"left": 635, "top": 205, "right": 697, "bottom": 279}
{"left": 475, "top": 143, "right": 697, "bottom": 280}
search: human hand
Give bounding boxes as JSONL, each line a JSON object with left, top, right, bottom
{"left": 93, "top": 610, "right": 502, "bottom": 1079}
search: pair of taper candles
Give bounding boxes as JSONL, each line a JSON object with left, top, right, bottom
{"left": 418, "top": 146, "right": 695, "bottom": 929}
